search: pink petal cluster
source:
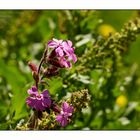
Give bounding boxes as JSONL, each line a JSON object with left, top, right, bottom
{"left": 26, "top": 86, "right": 51, "bottom": 111}
{"left": 56, "top": 102, "right": 74, "bottom": 127}
{"left": 48, "top": 38, "right": 77, "bottom": 68}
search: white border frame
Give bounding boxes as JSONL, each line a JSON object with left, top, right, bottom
{"left": 0, "top": 0, "right": 139, "bottom": 9}
{"left": 0, "top": 131, "right": 140, "bottom": 140}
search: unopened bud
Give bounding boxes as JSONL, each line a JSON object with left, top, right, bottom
{"left": 28, "top": 61, "right": 38, "bottom": 72}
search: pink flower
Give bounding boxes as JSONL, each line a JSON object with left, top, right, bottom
{"left": 26, "top": 86, "right": 52, "bottom": 111}
{"left": 56, "top": 102, "right": 74, "bottom": 127}
{"left": 48, "top": 38, "right": 77, "bottom": 68}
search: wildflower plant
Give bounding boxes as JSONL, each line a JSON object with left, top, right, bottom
{"left": 1, "top": 11, "right": 140, "bottom": 130}
{"left": 17, "top": 38, "right": 90, "bottom": 130}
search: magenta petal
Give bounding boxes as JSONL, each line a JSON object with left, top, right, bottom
{"left": 69, "top": 47, "right": 75, "bottom": 54}
{"left": 43, "top": 97, "right": 52, "bottom": 108}
{"left": 65, "top": 61, "right": 71, "bottom": 68}
{"left": 42, "top": 90, "right": 49, "bottom": 97}
{"left": 26, "top": 97, "right": 33, "bottom": 105}
{"left": 59, "top": 57, "right": 68, "bottom": 68}
{"left": 41, "top": 90, "right": 52, "bottom": 108}
{"left": 64, "top": 61, "right": 71, "bottom": 68}
{"left": 56, "top": 114, "right": 63, "bottom": 122}
{"left": 62, "top": 42, "right": 71, "bottom": 54}
{"left": 48, "top": 40, "right": 57, "bottom": 48}
{"left": 26, "top": 97, "right": 39, "bottom": 110}
{"left": 27, "top": 86, "right": 38, "bottom": 96}
{"left": 62, "top": 41, "right": 72, "bottom": 49}
{"left": 48, "top": 39, "right": 63, "bottom": 48}
{"left": 55, "top": 47, "right": 64, "bottom": 57}
{"left": 31, "top": 86, "right": 38, "bottom": 92}
{"left": 62, "top": 41, "right": 68, "bottom": 48}
{"left": 36, "top": 100, "right": 45, "bottom": 110}
{"left": 61, "top": 118, "right": 68, "bottom": 127}
{"left": 67, "top": 40, "right": 73, "bottom": 47}
{"left": 60, "top": 58, "right": 71, "bottom": 68}
{"left": 71, "top": 54, "right": 77, "bottom": 63}
{"left": 62, "top": 41, "right": 74, "bottom": 54}
{"left": 34, "top": 99, "right": 46, "bottom": 111}
{"left": 62, "top": 102, "right": 69, "bottom": 112}
{"left": 63, "top": 47, "right": 71, "bottom": 56}
{"left": 62, "top": 102, "right": 74, "bottom": 114}
{"left": 67, "top": 106, "right": 74, "bottom": 114}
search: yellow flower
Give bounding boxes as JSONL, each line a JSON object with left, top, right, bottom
{"left": 116, "top": 95, "right": 128, "bottom": 107}
{"left": 98, "top": 24, "right": 116, "bottom": 38}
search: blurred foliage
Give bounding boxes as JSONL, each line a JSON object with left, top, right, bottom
{"left": 0, "top": 10, "right": 140, "bottom": 130}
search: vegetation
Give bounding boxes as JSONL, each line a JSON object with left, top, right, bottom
{"left": 0, "top": 10, "right": 140, "bottom": 130}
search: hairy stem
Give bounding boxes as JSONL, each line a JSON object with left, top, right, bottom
{"left": 37, "top": 46, "right": 48, "bottom": 75}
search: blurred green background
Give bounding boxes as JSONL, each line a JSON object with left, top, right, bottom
{"left": 0, "top": 10, "right": 140, "bottom": 130}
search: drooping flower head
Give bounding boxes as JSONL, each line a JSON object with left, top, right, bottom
{"left": 48, "top": 38, "right": 77, "bottom": 68}
{"left": 56, "top": 102, "right": 74, "bottom": 127}
{"left": 26, "top": 86, "right": 52, "bottom": 111}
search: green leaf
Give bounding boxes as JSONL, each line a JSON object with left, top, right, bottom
{"left": 0, "top": 60, "right": 28, "bottom": 120}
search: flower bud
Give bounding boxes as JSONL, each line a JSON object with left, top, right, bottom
{"left": 28, "top": 61, "right": 38, "bottom": 72}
